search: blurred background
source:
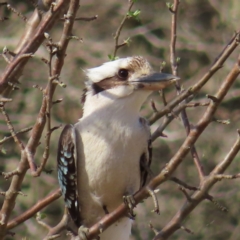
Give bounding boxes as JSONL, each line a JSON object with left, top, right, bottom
{"left": 0, "top": 0, "right": 240, "bottom": 239}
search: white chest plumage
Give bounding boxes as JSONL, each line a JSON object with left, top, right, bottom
{"left": 74, "top": 108, "right": 149, "bottom": 225}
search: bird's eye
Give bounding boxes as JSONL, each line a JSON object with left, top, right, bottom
{"left": 118, "top": 69, "right": 129, "bottom": 80}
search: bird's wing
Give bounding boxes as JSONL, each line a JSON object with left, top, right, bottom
{"left": 57, "top": 124, "right": 81, "bottom": 227}
{"left": 139, "top": 118, "right": 152, "bottom": 188}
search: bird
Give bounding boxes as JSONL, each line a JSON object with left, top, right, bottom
{"left": 57, "top": 56, "right": 179, "bottom": 240}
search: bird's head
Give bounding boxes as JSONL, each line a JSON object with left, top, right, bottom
{"left": 83, "top": 56, "right": 179, "bottom": 114}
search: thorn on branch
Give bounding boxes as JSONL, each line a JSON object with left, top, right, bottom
{"left": 206, "top": 194, "right": 228, "bottom": 213}
{"left": 213, "top": 118, "right": 230, "bottom": 125}
{"left": 44, "top": 32, "right": 52, "bottom": 41}
{"left": 0, "top": 213, "right": 7, "bottom": 225}
{"left": 146, "top": 186, "right": 160, "bottom": 214}
{"left": 67, "top": 35, "right": 83, "bottom": 42}
{"left": 1, "top": 169, "right": 19, "bottom": 180}
{"left": 178, "top": 186, "right": 192, "bottom": 202}
{"left": 21, "top": 53, "right": 34, "bottom": 58}
{"left": 0, "top": 192, "right": 6, "bottom": 196}
{"left": 52, "top": 80, "right": 67, "bottom": 88}
{"left": 180, "top": 225, "right": 194, "bottom": 235}
{"left": 15, "top": 191, "right": 27, "bottom": 197}
{"left": 4, "top": 48, "right": 16, "bottom": 57}
{"left": 149, "top": 222, "right": 158, "bottom": 235}
{"left": 170, "top": 177, "right": 199, "bottom": 191}
{"left": 49, "top": 74, "right": 59, "bottom": 82}
{"left": 50, "top": 2, "right": 56, "bottom": 13}
{"left": 150, "top": 99, "right": 158, "bottom": 113}
{"left": 2, "top": 47, "right": 11, "bottom": 63}
{"left": 41, "top": 58, "right": 50, "bottom": 65}
{"left": 207, "top": 94, "right": 219, "bottom": 102}
{"left": 50, "top": 125, "right": 62, "bottom": 133}
{"left": 33, "top": 84, "right": 44, "bottom": 92}
{"left": 62, "top": 13, "right": 73, "bottom": 21}
{"left": 52, "top": 98, "right": 63, "bottom": 104}
{"left": 7, "top": 81, "right": 19, "bottom": 90}
{"left": 160, "top": 89, "right": 168, "bottom": 106}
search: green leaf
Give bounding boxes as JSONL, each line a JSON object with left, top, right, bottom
{"left": 127, "top": 10, "right": 141, "bottom": 21}
{"left": 176, "top": 57, "right": 181, "bottom": 63}
{"left": 166, "top": 2, "right": 174, "bottom": 9}
{"left": 124, "top": 37, "right": 131, "bottom": 46}
{"left": 1, "top": 147, "right": 7, "bottom": 155}
{"left": 36, "top": 212, "right": 47, "bottom": 220}
{"left": 108, "top": 54, "right": 119, "bottom": 61}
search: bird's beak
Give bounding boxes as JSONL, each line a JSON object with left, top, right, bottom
{"left": 131, "top": 73, "right": 180, "bottom": 90}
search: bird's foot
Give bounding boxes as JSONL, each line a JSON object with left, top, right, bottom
{"left": 123, "top": 195, "right": 136, "bottom": 219}
{"left": 146, "top": 186, "right": 160, "bottom": 214}
{"left": 78, "top": 226, "right": 89, "bottom": 240}
{"left": 78, "top": 226, "right": 100, "bottom": 240}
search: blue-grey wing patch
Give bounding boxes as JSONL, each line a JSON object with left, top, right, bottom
{"left": 57, "top": 124, "right": 81, "bottom": 227}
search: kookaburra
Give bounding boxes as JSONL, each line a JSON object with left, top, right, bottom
{"left": 57, "top": 56, "right": 178, "bottom": 240}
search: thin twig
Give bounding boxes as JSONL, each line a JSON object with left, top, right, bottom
{"left": 169, "top": 0, "right": 205, "bottom": 180}
{"left": 62, "top": 15, "right": 98, "bottom": 21}
{"left": 7, "top": 189, "right": 61, "bottom": 230}
{"left": 149, "top": 31, "right": 240, "bottom": 125}
{"left": 112, "top": 0, "right": 135, "bottom": 58}
{"left": 0, "top": 127, "right": 32, "bottom": 145}
{"left": 6, "top": 4, "right": 27, "bottom": 22}
{"left": 0, "top": 105, "right": 25, "bottom": 151}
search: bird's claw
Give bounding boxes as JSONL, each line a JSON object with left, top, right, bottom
{"left": 123, "top": 195, "right": 136, "bottom": 219}
{"left": 147, "top": 187, "right": 160, "bottom": 215}
{"left": 78, "top": 226, "right": 89, "bottom": 240}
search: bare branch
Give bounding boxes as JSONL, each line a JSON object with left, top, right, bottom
{"left": 0, "top": 127, "right": 32, "bottom": 145}
{"left": 66, "top": 15, "right": 98, "bottom": 21}
{"left": 0, "top": 1, "right": 80, "bottom": 238}
{"left": 6, "top": 4, "right": 27, "bottom": 22}
{"left": 7, "top": 189, "right": 61, "bottom": 230}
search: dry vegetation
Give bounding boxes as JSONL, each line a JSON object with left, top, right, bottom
{"left": 0, "top": 0, "right": 240, "bottom": 240}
